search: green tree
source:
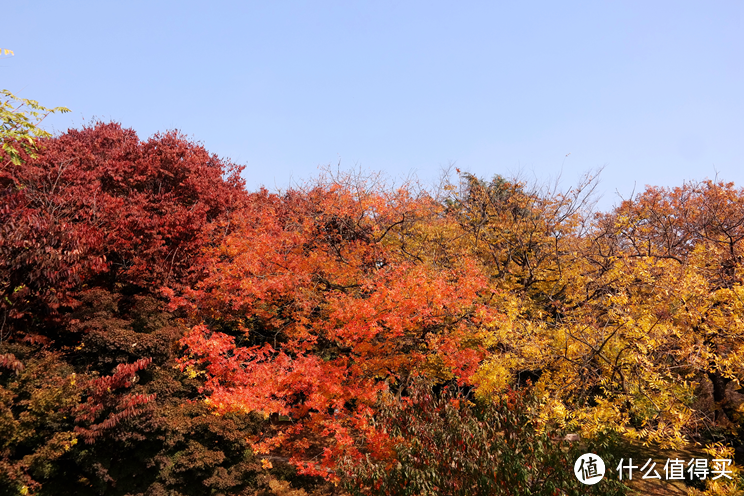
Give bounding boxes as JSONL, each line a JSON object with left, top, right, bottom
{"left": 1, "top": 89, "right": 70, "bottom": 166}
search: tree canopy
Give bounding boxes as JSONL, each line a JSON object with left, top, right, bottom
{"left": 1, "top": 117, "right": 742, "bottom": 495}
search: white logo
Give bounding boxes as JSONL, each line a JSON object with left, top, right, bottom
{"left": 574, "top": 453, "right": 605, "bottom": 485}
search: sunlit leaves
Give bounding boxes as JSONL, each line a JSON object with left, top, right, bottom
{"left": 1, "top": 90, "right": 70, "bottom": 166}
{"left": 446, "top": 176, "right": 744, "bottom": 452}
{"left": 182, "top": 173, "right": 744, "bottom": 477}
{"left": 179, "top": 173, "right": 494, "bottom": 474}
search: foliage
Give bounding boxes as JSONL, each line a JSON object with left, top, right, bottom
{"left": 1, "top": 121, "right": 247, "bottom": 344}
{"left": 1, "top": 89, "right": 70, "bottom": 167}
{"left": 1, "top": 115, "right": 742, "bottom": 494}
{"left": 0, "top": 345, "right": 80, "bottom": 496}
{"left": 0, "top": 122, "right": 270, "bottom": 495}
{"left": 442, "top": 176, "right": 744, "bottom": 450}
{"left": 178, "top": 173, "right": 496, "bottom": 476}
{"left": 340, "top": 382, "right": 628, "bottom": 496}
{"left": 0, "top": 339, "right": 269, "bottom": 496}
{"left": 178, "top": 170, "right": 744, "bottom": 482}
{"left": 687, "top": 442, "right": 744, "bottom": 496}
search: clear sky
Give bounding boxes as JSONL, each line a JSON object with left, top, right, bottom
{"left": 3, "top": 1, "right": 743, "bottom": 210}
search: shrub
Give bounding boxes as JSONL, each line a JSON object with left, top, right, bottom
{"left": 340, "top": 383, "right": 628, "bottom": 496}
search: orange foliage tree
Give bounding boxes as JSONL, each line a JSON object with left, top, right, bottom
{"left": 177, "top": 173, "right": 496, "bottom": 475}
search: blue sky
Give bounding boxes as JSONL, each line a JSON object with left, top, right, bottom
{"left": 3, "top": 1, "right": 742, "bottom": 210}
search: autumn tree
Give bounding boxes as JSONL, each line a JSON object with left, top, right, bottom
{"left": 580, "top": 181, "right": 744, "bottom": 438}
{"left": 178, "top": 172, "right": 496, "bottom": 476}
{"left": 447, "top": 174, "right": 743, "bottom": 457}
{"left": 1, "top": 121, "right": 247, "bottom": 340}
{"left": 1, "top": 122, "right": 266, "bottom": 495}
{"left": 4, "top": 109, "right": 741, "bottom": 495}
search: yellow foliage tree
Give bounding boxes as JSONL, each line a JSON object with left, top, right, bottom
{"left": 443, "top": 174, "right": 743, "bottom": 455}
